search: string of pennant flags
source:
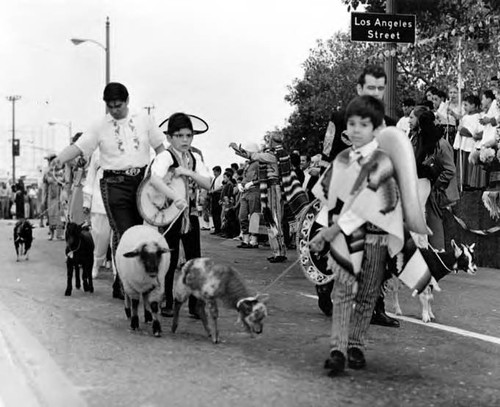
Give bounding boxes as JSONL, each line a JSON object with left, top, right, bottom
{"left": 368, "top": 16, "right": 500, "bottom": 61}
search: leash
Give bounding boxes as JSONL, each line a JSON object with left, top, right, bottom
{"left": 427, "top": 243, "right": 455, "bottom": 274}
{"left": 261, "top": 258, "right": 301, "bottom": 292}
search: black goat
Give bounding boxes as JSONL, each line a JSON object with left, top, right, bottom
{"left": 14, "top": 219, "right": 33, "bottom": 262}
{"left": 65, "top": 222, "right": 94, "bottom": 296}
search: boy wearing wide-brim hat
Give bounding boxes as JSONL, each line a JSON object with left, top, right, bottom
{"left": 149, "top": 112, "right": 212, "bottom": 318}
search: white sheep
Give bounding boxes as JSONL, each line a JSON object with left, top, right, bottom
{"left": 115, "top": 225, "right": 171, "bottom": 337}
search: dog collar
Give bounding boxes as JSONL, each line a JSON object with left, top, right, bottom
{"left": 236, "top": 296, "right": 257, "bottom": 310}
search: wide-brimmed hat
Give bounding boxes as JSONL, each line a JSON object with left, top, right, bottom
{"left": 159, "top": 113, "right": 209, "bottom": 135}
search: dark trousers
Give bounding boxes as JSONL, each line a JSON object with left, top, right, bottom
{"left": 163, "top": 214, "right": 201, "bottom": 313}
{"left": 100, "top": 173, "right": 144, "bottom": 255}
{"left": 210, "top": 191, "right": 222, "bottom": 233}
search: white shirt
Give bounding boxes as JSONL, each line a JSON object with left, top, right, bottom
{"left": 76, "top": 109, "right": 165, "bottom": 170}
{"left": 150, "top": 148, "right": 211, "bottom": 201}
{"left": 480, "top": 101, "right": 500, "bottom": 147}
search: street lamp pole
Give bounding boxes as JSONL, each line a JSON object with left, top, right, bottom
{"left": 6, "top": 95, "right": 21, "bottom": 185}
{"left": 71, "top": 16, "right": 111, "bottom": 86}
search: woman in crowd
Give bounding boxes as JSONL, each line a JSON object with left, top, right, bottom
{"left": 413, "top": 110, "right": 458, "bottom": 250}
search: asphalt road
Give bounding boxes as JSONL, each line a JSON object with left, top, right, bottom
{"left": 0, "top": 220, "right": 499, "bottom": 407}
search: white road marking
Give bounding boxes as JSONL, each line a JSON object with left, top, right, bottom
{"left": 299, "top": 292, "right": 500, "bottom": 346}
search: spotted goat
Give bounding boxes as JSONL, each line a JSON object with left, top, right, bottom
{"left": 172, "top": 258, "right": 268, "bottom": 343}
{"left": 386, "top": 239, "right": 477, "bottom": 323}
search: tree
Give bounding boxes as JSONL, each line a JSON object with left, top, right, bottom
{"left": 282, "top": 32, "right": 379, "bottom": 154}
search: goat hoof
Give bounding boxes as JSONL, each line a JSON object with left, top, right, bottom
{"left": 131, "top": 316, "right": 139, "bottom": 330}
{"left": 76, "top": 284, "right": 81, "bottom": 290}
{"left": 124, "top": 308, "right": 131, "bottom": 319}
{"left": 144, "top": 310, "right": 153, "bottom": 323}
{"left": 171, "top": 323, "right": 178, "bottom": 333}
{"left": 64, "top": 289, "right": 71, "bottom": 296}
{"left": 152, "top": 320, "right": 162, "bottom": 337}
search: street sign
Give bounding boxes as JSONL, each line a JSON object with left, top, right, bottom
{"left": 351, "top": 12, "right": 416, "bottom": 44}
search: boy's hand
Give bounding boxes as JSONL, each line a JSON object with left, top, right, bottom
{"left": 309, "top": 223, "right": 341, "bottom": 253}
{"left": 174, "top": 166, "right": 191, "bottom": 177}
{"left": 228, "top": 142, "right": 239, "bottom": 150}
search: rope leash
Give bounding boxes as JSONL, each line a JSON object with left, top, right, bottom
{"left": 262, "top": 258, "right": 301, "bottom": 292}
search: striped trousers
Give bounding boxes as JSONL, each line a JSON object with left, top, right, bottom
{"left": 266, "top": 184, "right": 286, "bottom": 257}
{"left": 330, "top": 234, "right": 388, "bottom": 355}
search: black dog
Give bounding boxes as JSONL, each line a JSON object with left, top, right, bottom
{"left": 14, "top": 219, "right": 33, "bottom": 262}
{"left": 65, "top": 222, "right": 94, "bottom": 296}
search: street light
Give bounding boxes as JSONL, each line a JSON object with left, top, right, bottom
{"left": 71, "top": 16, "right": 110, "bottom": 86}
{"left": 48, "top": 121, "right": 72, "bottom": 144}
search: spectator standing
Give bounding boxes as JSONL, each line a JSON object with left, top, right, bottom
{"left": 231, "top": 142, "right": 261, "bottom": 249}
{"left": 209, "top": 166, "right": 223, "bottom": 235}
{"left": 0, "top": 183, "right": 8, "bottom": 219}
{"left": 453, "top": 94, "right": 485, "bottom": 189}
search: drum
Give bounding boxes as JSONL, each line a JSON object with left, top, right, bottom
{"left": 136, "top": 176, "right": 186, "bottom": 227}
{"left": 296, "top": 199, "right": 334, "bottom": 285}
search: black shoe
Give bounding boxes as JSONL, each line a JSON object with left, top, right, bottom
{"left": 347, "top": 347, "right": 366, "bottom": 370}
{"left": 189, "top": 312, "right": 201, "bottom": 320}
{"left": 324, "top": 350, "right": 345, "bottom": 376}
{"left": 268, "top": 255, "right": 287, "bottom": 263}
{"left": 237, "top": 242, "right": 250, "bottom": 248}
{"left": 371, "top": 311, "right": 400, "bottom": 328}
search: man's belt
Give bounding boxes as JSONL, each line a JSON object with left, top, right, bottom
{"left": 103, "top": 167, "right": 145, "bottom": 177}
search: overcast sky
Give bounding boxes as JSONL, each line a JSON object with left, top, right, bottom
{"left": 1, "top": 0, "right": 351, "bottom": 170}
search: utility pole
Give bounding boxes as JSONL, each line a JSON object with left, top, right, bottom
{"left": 6, "top": 95, "right": 21, "bottom": 185}
{"left": 384, "top": 0, "right": 397, "bottom": 120}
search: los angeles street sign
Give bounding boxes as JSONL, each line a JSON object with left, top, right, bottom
{"left": 351, "top": 12, "right": 416, "bottom": 44}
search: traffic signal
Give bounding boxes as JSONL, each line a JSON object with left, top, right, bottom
{"left": 12, "top": 139, "right": 20, "bottom": 156}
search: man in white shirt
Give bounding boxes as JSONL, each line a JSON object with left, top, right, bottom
{"left": 52, "top": 82, "right": 166, "bottom": 299}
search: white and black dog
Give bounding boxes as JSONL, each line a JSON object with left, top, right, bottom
{"left": 14, "top": 219, "right": 33, "bottom": 261}
{"left": 386, "top": 239, "right": 477, "bottom": 323}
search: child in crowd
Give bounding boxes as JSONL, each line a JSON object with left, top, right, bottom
{"left": 310, "top": 95, "right": 425, "bottom": 376}
{"left": 453, "top": 95, "right": 485, "bottom": 189}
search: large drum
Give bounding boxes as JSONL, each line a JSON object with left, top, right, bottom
{"left": 136, "top": 175, "right": 186, "bottom": 227}
{"left": 296, "top": 199, "right": 334, "bottom": 285}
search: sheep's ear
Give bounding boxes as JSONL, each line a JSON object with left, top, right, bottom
{"left": 256, "top": 293, "right": 269, "bottom": 303}
{"left": 159, "top": 247, "right": 173, "bottom": 254}
{"left": 123, "top": 250, "right": 140, "bottom": 258}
